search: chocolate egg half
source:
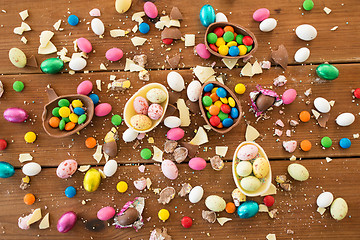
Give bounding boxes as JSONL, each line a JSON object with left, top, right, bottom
{"left": 115, "top": 208, "right": 138, "bottom": 226}
{"left": 255, "top": 94, "right": 275, "bottom": 111}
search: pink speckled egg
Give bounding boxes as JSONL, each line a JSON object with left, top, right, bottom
{"left": 237, "top": 144, "right": 259, "bottom": 160}
{"left": 189, "top": 157, "right": 207, "bottom": 170}
{"left": 148, "top": 104, "right": 163, "bottom": 120}
{"left": 253, "top": 8, "right": 270, "bottom": 22}
{"left": 161, "top": 160, "right": 178, "bottom": 180}
{"left": 97, "top": 206, "right": 115, "bottom": 221}
{"left": 95, "top": 103, "right": 112, "bottom": 117}
{"left": 77, "top": 80, "right": 93, "bottom": 95}
{"left": 282, "top": 89, "right": 297, "bottom": 104}
{"left": 196, "top": 43, "right": 211, "bottom": 59}
{"left": 56, "top": 159, "right": 78, "bottom": 179}
{"left": 133, "top": 96, "right": 149, "bottom": 115}
{"left": 144, "top": 2, "right": 158, "bottom": 19}
{"left": 105, "top": 48, "right": 123, "bottom": 61}
{"left": 166, "top": 127, "right": 184, "bottom": 141}
{"left": 77, "top": 38, "right": 92, "bottom": 53}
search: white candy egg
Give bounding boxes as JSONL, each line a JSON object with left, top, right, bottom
{"left": 314, "top": 97, "right": 331, "bottom": 113}
{"left": 317, "top": 192, "right": 334, "bottom": 208}
{"left": 122, "top": 128, "right": 139, "bottom": 142}
{"left": 69, "top": 57, "right": 87, "bottom": 71}
{"left": 205, "top": 195, "right": 226, "bottom": 212}
{"left": 296, "top": 24, "right": 317, "bottom": 41}
{"left": 259, "top": 18, "right": 277, "bottom": 32}
{"left": 215, "top": 12, "right": 228, "bottom": 22}
{"left": 187, "top": 80, "right": 202, "bottom": 102}
{"left": 22, "top": 162, "right": 41, "bottom": 176}
{"left": 103, "top": 159, "right": 118, "bottom": 177}
{"left": 91, "top": 18, "right": 105, "bottom": 35}
{"left": 236, "top": 161, "right": 252, "bottom": 177}
{"left": 167, "top": 71, "right": 185, "bottom": 92}
{"left": 330, "top": 198, "right": 348, "bottom": 220}
{"left": 294, "top": 47, "right": 310, "bottom": 63}
{"left": 164, "top": 116, "right": 181, "bottom": 128}
{"left": 189, "top": 186, "right": 204, "bottom": 203}
{"left": 336, "top": 113, "right": 355, "bottom": 127}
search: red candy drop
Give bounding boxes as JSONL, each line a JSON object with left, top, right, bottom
{"left": 263, "top": 195, "right": 275, "bottom": 207}
{"left": 0, "top": 139, "right": 7, "bottom": 150}
{"left": 213, "top": 27, "right": 224, "bottom": 37}
{"left": 209, "top": 44, "right": 218, "bottom": 52}
{"left": 354, "top": 88, "right": 360, "bottom": 99}
{"left": 210, "top": 115, "right": 220, "bottom": 126}
{"left": 181, "top": 216, "right": 193, "bottom": 228}
{"left": 242, "top": 36, "right": 253, "bottom": 46}
{"left": 220, "top": 104, "right": 231, "bottom": 114}
{"left": 162, "top": 38, "right": 173, "bottom": 45}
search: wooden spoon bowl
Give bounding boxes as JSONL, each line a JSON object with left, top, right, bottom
{"left": 204, "top": 22, "right": 258, "bottom": 59}
{"left": 199, "top": 81, "right": 242, "bottom": 134}
{"left": 42, "top": 88, "right": 94, "bottom": 138}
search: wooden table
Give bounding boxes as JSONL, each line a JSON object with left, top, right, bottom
{"left": 0, "top": 0, "right": 359, "bottom": 239}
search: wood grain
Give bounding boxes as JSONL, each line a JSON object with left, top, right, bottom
{"left": 0, "top": 0, "right": 359, "bottom": 74}
{"left": 0, "top": 159, "right": 358, "bottom": 240}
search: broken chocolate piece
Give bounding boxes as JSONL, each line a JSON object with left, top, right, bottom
{"left": 149, "top": 227, "right": 172, "bottom": 240}
{"left": 318, "top": 113, "right": 330, "bottom": 128}
{"left": 164, "top": 140, "right": 178, "bottom": 153}
{"left": 168, "top": 92, "right": 181, "bottom": 105}
{"left": 178, "top": 183, "right": 192, "bottom": 197}
{"left": 166, "top": 54, "right": 181, "bottom": 69}
{"left": 138, "top": 70, "right": 150, "bottom": 81}
{"left": 133, "top": 177, "right": 147, "bottom": 191}
{"left": 271, "top": 44, "right": 288, "bottom": 70}
{"left": 210, "top": 155, "right": 224, "bottom": 171}
{"left": 0, "top": 81, "right": 4, "bottom": 98}
{"left": 162, "top": 104, "right": 177, "bottom": 120}
{"left": 114, "top": 197, "right": 145, "bottom": 231}
{"left": 161, "top": 28, "right": 182, "bottom": 40}
{"left": 26, "top": 55, "right": 38, "bottom": 68}
{"left": 173, "top": 147, "right": 188, "bottom": 163}
{"left": 186, "top": 99, "right": 200, "bottom": 113}
{"left": 280, "top": 183, "right": 291, "bottom": 191}
{"left": 202, "top": 210, "right": 216, "bottom": 223}
{"left": 180, "top": 142, "right": 199, "bottom": 158}
{"left": 250, "top": 85, "right": 281, "bottom": 117}
{"left": 115, "top": 208, "right": 139, "bottom": 226}
{"left": 108, "top": 79, "right": 131, "bottom": 91}
{"left": 103, "top": 141, "right": 117, "bottom": 158}
{"left": 268, "top": 209, "right": 278, "bottom": 218}
{"left": 289, "top": 120, "right": 299, "bottom": 127}
{"left": 275, "top": 175, "right": 287, "bottom": 184}
{"left": 255, "top": 94, "right": 276, "bottom": 111}
{"left": 132, "top": 140, "right": 140, "bottom": 149}
{"left": 158, "top": 187, "right": 176, "bottom": 205}
{"left": 133, "top": 54, "right": 147, "bottom": 67}
{"left": 170, "top": 7, "right": 183, "bottom": 20}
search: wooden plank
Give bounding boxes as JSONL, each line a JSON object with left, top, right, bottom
{"left": 0, "top": 159, "right": 358, "bottom": 239}
{"left": 1, "top": 64, "right": 360, "bottom": 167}
{"left": 0, "top": 0, "right": 359, "bottom": 74}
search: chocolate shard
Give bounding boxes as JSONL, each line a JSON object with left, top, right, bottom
{"left": 162, "top": 104, "right": 177, "bottom": 120}
{"left": 170, "top": 7, "right": 183, "bottom": 20}
{"left": 168, "top": 92, "right": 181, "bottom": 105}
{"left": 271, "top": 44, "right": 288, "bottom": 70}
{"left": 161, "top": 28, "right": 182, "bottom": 40}
{"left": 180, "top": 142, "right": 199, "bottom": 158}
{"left": 26, "top": 55, "right": 38, "bottom": 68}
{"left": 164, "top": 140, "right": 178, "bottom": 153}
{"left": 166, "top": 54, "right": 181, "bottom": 68}
{"left": 318, "top": 113, "right": 330, "bottom": 128}
{"left": 186, "top": 99, "right": 200, "bottom": 114}
{"left": 173, "top": 147, "right": 188, "bottom": 163}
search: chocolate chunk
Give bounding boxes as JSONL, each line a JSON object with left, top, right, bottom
{"left": 103, "top": 141, "right": 117, "bottom": 158}
{"left": 85, "top": 219, "right": 105, "bottom": 232}
{"left": 169, "top": 92, "right": 181, "bottom": 105}
{"left": 161, "top": 28, "right": 182, "bottom": 40}
{"left": 280, "top": 183, "right": 291, "bottom": 191}
{"left": 202, "top": 210, "right": 216, "bottom": 223}
{"left": 210, "top": 155, "right": 224, "bottom": 171}
{"left": 166, "top": 54, "right": 181, "bottom": 68}
{"left": 163, "top": 104, "right": 177, "bottom": 120}
{"left": 180, "top": 142, "right": 199, "bottom": 158}
{"left": 133, "top": 54, "right": 147, "bottom": 67}
{"left": 164, "top": 140, "right": 178, "bottom": 153}
{"left": 158, "top": 187, "right": 176, "bottom": 205}
{"left": 271, "top": 44, "right": 288, "bottom": 70}
{"left": 186, "top": 100, "right": 200, "bottom": 114}
{"left": 255, "top": 93, "right": 276, "bottom": 111}
{"left": 26, "top": 55, "right": 38, "bottom": 68}
{"left": 178, "top": 183, "right": 192, "bottom": 197}
{"left": 173, "top": 147, "right": 188, "bottom": 163}
{"left": 170, "top": 7, "right": 183, "bottom": 20}
{"left": 132, "top": 140, "right": 140, "bottom": 149}
{"left": 318, "top": 113, "right": 330, "bottom": 128}
{"left": 114, "top": 208, "right": 139, "bottom": 226}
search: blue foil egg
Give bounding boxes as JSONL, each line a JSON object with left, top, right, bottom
{"left": 237, "top": 201, "right": 259, "bottom": 219}
{"left": 200, "top": 5, "right": 216, "bottom": 27}
{"left": 0, "top": 161, "right": 15, "bottom": 178}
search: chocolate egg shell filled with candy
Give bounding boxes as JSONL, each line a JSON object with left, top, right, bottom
{"left": 250, "top": 85, "right": 282, "bottom": 117}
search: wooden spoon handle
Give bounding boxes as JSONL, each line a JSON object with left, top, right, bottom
{"left": 46, "top": 88, "right": 58, "bottom": 102}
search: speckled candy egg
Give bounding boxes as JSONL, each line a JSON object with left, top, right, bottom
{"left": 97, "top": 206, "right": 116, "bottom": 221}
{"left": 252, "top": 157, "right": 269, "bottom": 178}
{"left": 237, "top": 201, "right": 259, "bottom": 219}
{"left": 236, "top": 161, "right": 253, "bottom": 177}
{"left": 282, "top": 89, "right": 297, "bottom": 104}
{"left": 240, "top": 176, "right": 261, "bottom": 192}
{"left": 288, "top": 163, "right": 309, "bottom": 181}
{"left": 166, "top": 127, "right": 184, "bottom": 141}
{"left": 133, "top": 96, "right": 149, "bottom": 115}
{"left": 237, "top": 144, "right": 258, "bottom": 160}
{"left": 330, "top": 198, "right": 348, "bottom": 221}
{"left": 188, "top": 157, "right": 206, "bottom": 170}
{"left": 130, "top": 114, "right": 152, "bottom": 131}
{"left": 146, "top": 88, "right": 167, "bottom": 103}
{"left": 205, "top": 195, "right": 226, "bottom": 212}
{"left": 56, "top": 159, "right": 78, "bottom": 179}
{"left": 317, "top": 192, "right": 334, "bottom": 208}
{"left": 187, "top": 80, "right": 202, "bottom": 102}
{"left": 161, "top": 160, "right": 178, "bottom": 180}
{"left": 148, "top": 104, "right": 163, "bottom": 120}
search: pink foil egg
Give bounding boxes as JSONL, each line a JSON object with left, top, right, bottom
{"left": 161, "top": 160, "right": 178, "bottom": 180}
{"left": 166, "top": 127, "right": 185, "bottom": 141}
{"left": 148, "top": 104, "right": 163, "bottom": 120}
{"left": 95, "top": 103, "right": 112, "bottom": 117}
{"left": 253, "top": 8, "right": 270, "bottom": 22}
{"left": 189, "top": 157, "right": 207, "bottom": 170}
{"left": 144, "top": 2, "right": 158, "bottom": 19}
{"left": 237, "top": 144, "right": 259, "bottom": 160}
{"left": 56, "top": 159, "right": 78, "bottom": 179}
{"left": 196, "top": 43, "right": 211, "bottom": 59}
{"left": 282, "top": 89, "right": 297, "bottom": 104}
{"left": 3, "top": 107, "right": 28, "bottom": 123}
{"left": 97, "top": 206, "right": 115, "bottom": 221}
{"left": 77, "top": 80, "right": 93, "bottom": 95}
{"left": 57, "top": 211, "right": 77, "bottom": 233}
{"left": 77, "top": 38, "right": 92, "bottom": 53}
{"left": 106, "top": 48, "right": 123, "bottom": 61}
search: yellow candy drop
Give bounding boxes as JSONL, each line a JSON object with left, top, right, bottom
{"left": 24, "top": 131, "right": 36, "bottom": 143}
{"left": 72, "top": 99, "right": 83, "bottom": 108}
{"left": 59, "top": 107, "right": 70, "bottom": 118}
{"left": 227, "top": 41, "right": 237, "bottom": 47}
{"left": 158, "top": 209, "right": 170, "bottom": 222}
{"left": 69, "top": 113, "right": 79, "bottom": 123}
{"left": 116, "top": 181, "right": 128, "bottom": 193}
{"left": 215, "top": 37, "right": 225, "bottom": 47}
{"left": 220, "top": 97, "right": 228, "bottom": 104}
{"left": 218, "top": 45, "right": 229, "bottom": 56}
{"left": 235, "top": 83, "right": 246, "bottom": 95}
{"left": 228, "top": 97, "right": 236, "bottom": 107}
{"left": 238, "top": 45, "right": 247, "bottom": 56}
